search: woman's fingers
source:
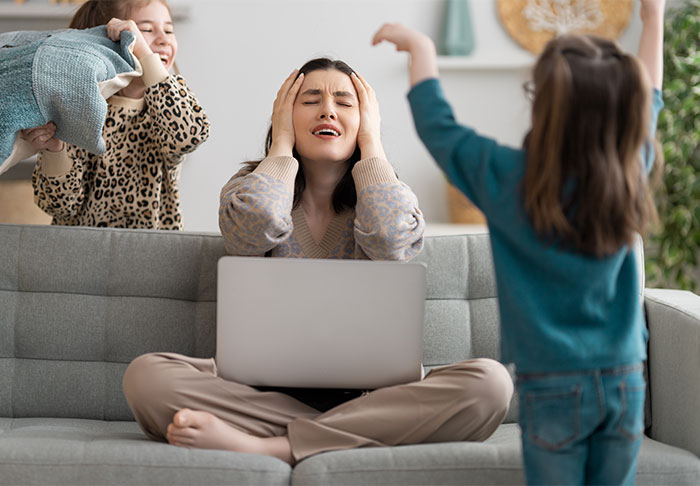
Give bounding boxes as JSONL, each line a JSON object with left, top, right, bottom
{"left": 275, "top": 70, "right": 297, "bottom": 99}
{"left": 285, "top": 72, "right": 304, "bottom": 104}
{"left": 269, "top": 69, "right": 304, "bottom": 154}
{"left": 354, "top": 71, "right": 373, "bottom": 95}
{"left": 273, "top": 69, "right": 301, "bottom": 113}
{"left": 276, "top": 70, "right": 299, "bottom": 102}
{"left": 351, "top": 72, "right": 377, "bottom": 110}
{"left": 350, "top": 73, "right": 367, "bottom": 106}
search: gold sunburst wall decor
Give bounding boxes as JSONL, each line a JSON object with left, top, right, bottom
{"left": 496, "top": 0, "right": 635, "bottom": 54}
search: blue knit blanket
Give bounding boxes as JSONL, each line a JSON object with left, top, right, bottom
{"left": 0, "top": 26, "right": 141, "bottom": 175}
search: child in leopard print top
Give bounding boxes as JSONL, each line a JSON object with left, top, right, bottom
{"left": 23, "top": 0, "right": 210, "bottom": 230}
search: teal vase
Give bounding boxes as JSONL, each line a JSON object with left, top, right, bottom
{"left": 442, "top": 0, "right": 475, "bottom": 56}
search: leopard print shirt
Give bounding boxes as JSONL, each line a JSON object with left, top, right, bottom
{"left": 219, "top": 156, "right": 425, "bottom": 261}
{"left": 32, "top": 73, "right": 210, "bottom": 230}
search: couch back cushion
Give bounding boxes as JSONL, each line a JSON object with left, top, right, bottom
{"left": 0, "top": 225, "right": 226, "bottom": 420}
{"left": 0, "top": 224, "right": 505, "bottom": 421}
{"left": 413, "top": 234, "right": 501, "bottom": 365}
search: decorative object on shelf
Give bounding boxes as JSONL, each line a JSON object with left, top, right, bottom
{"left": 446, "top": 183, "right": 486, "bottom": 225}
{"left": 496, "top": 0, "right": 634, "bottom": 54}
{"left": 441, "top": 0, "right": 475, "bottom": 56}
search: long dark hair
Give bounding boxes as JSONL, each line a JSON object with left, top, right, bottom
{"left": 246, "top": 58, "right": 362, "bottom": 214}
{"left": 522, "top": 34, "right": 659, "bottom": 257}
{"left": 69, "top": 0, "right": 171, "bottom": 29}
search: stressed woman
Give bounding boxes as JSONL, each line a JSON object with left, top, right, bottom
{"left": 122, "top": 58, "right": 513, "bottom": 464}
{"left": 219, "top": 58, "right": 422, "bottom": 260}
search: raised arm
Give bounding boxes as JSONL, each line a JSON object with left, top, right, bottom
{"left": 372, "top": 23, "right": 438, "bottom": 88}
{"left": 638, "top": 0, "right": 666, "bottom": 90}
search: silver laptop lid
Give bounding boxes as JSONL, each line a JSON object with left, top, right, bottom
{"left": 216, "top": 256, "right": 426, "bottom": 389}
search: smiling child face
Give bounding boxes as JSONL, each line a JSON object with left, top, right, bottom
{"left": 130, "top": 1, "right": 178, "bottom": 71}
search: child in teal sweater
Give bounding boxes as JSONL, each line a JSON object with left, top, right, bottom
{"left": 373, "top": 0, "right": 665, "bottom": 483}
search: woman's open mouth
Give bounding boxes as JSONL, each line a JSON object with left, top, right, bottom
{"left": 312, "top": 124, "right": 341, "bottom": 139}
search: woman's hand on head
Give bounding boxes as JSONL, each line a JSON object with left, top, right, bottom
{"left": 106, "top": 18, "right": 152, "bottom": 60}
{"left": 269, "top": 69, "right": 305, "bottom": 157}
{"left": 20, "top": 122, "right": 65, "bottom": 153}
{"left": 350, "top": 72, "right": 386, "bottom": 160}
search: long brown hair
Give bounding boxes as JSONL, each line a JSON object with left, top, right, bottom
{"left": 69, "top": 0, "right": 170, "bottom": 29}
{"left": 245, "top": 58, "right": 362, "bottom": 214}
{"left": 523, "top": 34, "right": 659, "bottom": 257}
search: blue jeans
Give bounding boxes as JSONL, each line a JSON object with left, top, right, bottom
{"left": 517, "top": 364, "right": 645, "bottom": 485}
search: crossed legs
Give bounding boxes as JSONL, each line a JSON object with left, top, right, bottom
{"left": 122, "top": 352, "right": 513, "bottom": 463}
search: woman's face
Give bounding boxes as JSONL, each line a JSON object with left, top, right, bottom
{"left": 292, "top": 69, "right": 360, "bottom": 164}
{"left": 130, "top": 1, "right": 178, "bottom": 71}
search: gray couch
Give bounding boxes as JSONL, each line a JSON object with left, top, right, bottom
{"left": 1, "top": 223, "right": 699, "bottom": 485}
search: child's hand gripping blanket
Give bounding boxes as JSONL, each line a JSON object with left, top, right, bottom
{"left": 0, "top": 26, "right": 142, "bottom": 175}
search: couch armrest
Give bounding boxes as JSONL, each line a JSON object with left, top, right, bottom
{"left": 645, "top": 288, "right": 700, "bottom": 457}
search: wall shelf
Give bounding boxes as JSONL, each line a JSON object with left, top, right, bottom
{"left": 437, "top": 55, "right": 533, "bottom": 71}
{"left": 0, "top": 2, "right": 190, "bottom": 20}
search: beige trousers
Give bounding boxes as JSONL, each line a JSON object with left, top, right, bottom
{"left": 122, "top": 353, "right": 513, "bottom": 462}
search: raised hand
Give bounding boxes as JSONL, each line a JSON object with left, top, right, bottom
{"left": 20, "top": 122, "right": 65, "bottom": 153}
{"left": 372, "top": 23, "right": 438, "bottom": 87}
{"left": 637, "top": 0, "right": 665, "bottom": 89}
{"left": 640, "top": 0, "right": 666, "bottom": 21}
{"left": 106, "top": 18, "right": 152, "bottom": 59}
{"left": 268, "top": 69, "right": 305, "bottom": 157}
{"left": 372, "top": 22, "right": 431, "bottom": 53}
{"left": 350, "top": 72, "right": 386, "bottom": 160}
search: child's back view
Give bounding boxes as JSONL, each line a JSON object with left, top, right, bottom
{"left": 373, "top": 0, "right": 665, "bottom": 483}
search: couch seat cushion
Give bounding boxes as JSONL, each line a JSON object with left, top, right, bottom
{"left": 292, "top": 423, "right": 700, "bottom": 485}
{"left": 0, "top": 418, "right": 290, "bottom": 485}
{"left": 293, "top": 424, "right": 525, "bottom": 485}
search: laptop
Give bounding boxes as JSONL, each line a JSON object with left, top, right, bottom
{"left": 216, "top": 256, "right": 426, "bottom": 389}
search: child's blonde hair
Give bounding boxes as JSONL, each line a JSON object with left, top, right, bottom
{"left": 523, "top": 34, "right": 659, "bottom": 257}
{"left": 69, "top": 0, "right": 170, "bottom": 29}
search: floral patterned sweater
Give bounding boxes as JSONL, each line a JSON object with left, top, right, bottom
{"left": 219, "top": 156, "right": 424, "bottom": 260}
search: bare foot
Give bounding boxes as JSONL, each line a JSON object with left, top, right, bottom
{"left": 166, "top": 409, "right": 294, "bottom": 464}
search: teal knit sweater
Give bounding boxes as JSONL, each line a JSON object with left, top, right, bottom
{"left": 408, "top": 78, "right": 663, "bottom": 373}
